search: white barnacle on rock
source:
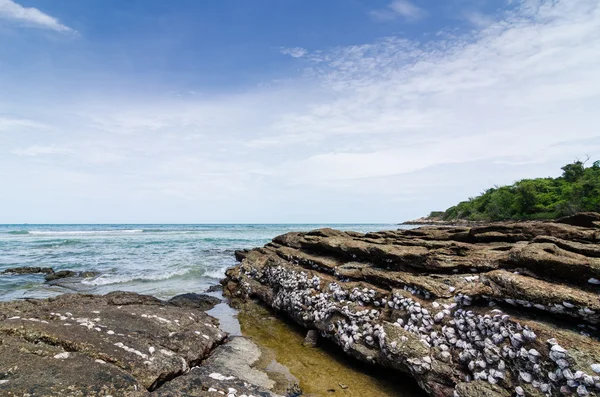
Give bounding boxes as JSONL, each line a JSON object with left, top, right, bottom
{"left": 577, "top": 384, "right": 589, "bottom": 396}
{"left": 209, "top": 372, "right": 236, "bottom": 381}
{"left": 522, "top": 328, "right": 536, "bottom": 341}
{"left": 563, "top": 301, "right": 576, "bottom": 309}
{"left": 519, "top": 370, "right": 532, "bottom": 383}
{"left": 510, "top": 333, "right": 524, "bottom": 348}
{"left": 527, "top": 348, "right": 540, "bottom": 362}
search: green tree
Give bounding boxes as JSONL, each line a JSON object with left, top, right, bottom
{"left": 437, "top": 159, "right": 599, "bottom": 221}
{"left": 561, "top": 161, "right": 585, "bottom": 182}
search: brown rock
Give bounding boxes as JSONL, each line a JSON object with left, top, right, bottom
{"left": 0, "top": 292, "right": 226, "bottom": 395}
{"left": 223, "top": 214, "right": 600, "bottom": 397}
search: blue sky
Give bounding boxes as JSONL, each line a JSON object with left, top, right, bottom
{"left": 1, "top": 0, "right": 599, "bottom": 223}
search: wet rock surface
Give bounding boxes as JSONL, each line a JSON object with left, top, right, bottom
{"left": 1, "top": 266, "right": 98, "bottom": 281}
{"left": 0, "top": 292, "right": 291, "bottom": 397}
{"left": 223, "top": 217, "right": 600, "bottom": 397}
{"left": 168, "top": 293, "right": 222, "bottom": 312}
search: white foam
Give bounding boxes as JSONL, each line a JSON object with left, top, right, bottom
{"left": 81, "top": 268, "right": 192, "bottom": 286}
{"left": 204, "top": 268, "right": 226, "bottom": 279}
{"left": 29, "top": 230, "right": 143, "bottom": 236}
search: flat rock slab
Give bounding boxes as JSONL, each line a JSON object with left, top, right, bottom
{"left": 0, "top": 292, "right": 227, "bottom": 396}
{"left": 155, "top": 337, "right": 290, "bottom": 397}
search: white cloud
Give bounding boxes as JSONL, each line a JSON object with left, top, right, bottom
{"left": 369, "top": 0, "right": 426, "bottom": 22}
{"left": 0, "top": 116, "right": 47, "bottom": 131}
{"left": 463, "top": 10, "right": 495, "bottom": 27}
{"left": 267, "top": 0, "right": 600, "bottom": 184}
{"left": 12, "top": 145, "right": 72, "bottom": 156}
{"left": 0, "top": 0, "right": 74, "bottom": 32}
{"left": 280, "top": 47, "right": 308, "bottom": 58}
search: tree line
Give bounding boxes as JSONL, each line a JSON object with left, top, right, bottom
{"left": 437, "top": 159, "right": 600, "bottom": 221}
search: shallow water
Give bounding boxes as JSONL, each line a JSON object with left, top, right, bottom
{"left": 235, "top": 301, "right": 426, "bottom": 397}
{"left": 0, "top": 224, "right": 406, "bottom": 300}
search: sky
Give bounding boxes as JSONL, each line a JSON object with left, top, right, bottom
{"left": 0, "top": 0, "right": 599, "bottom": 224}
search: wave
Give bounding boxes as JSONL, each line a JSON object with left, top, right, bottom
{"left": 203, "top": 268, "right": 226, "bottom": 279}
{"left": 7, "top": 230, "right": 30, "bottom": 235}
{"left": 80, "top": 267, "right": 210, "bottom": 286}
{"left": 36, "top": 239, "right": 80, "bottom": 248}
{"left": 28, "top": 230, "right": 143, "bottom": 236}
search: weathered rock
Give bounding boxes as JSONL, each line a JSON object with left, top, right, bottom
{"left": 154, "top": 337, "right": 295, "bottom": 397}
{"left": 0, "top": 292, "right": 295, "bottom": 396}
{"left": 45, "top": 270, "right": 99, "bottom": 281}
{"left": 1, "top": 266, "right": 54, "bottom": 275}
{"left": 235, "top": 249, "right": 250, "bottom": 262}
{"left": 223, "top": 215, "right": 600, "bottom": 397}
{"left": 302, "top": 330, "right": 319, "bottom": 348}
{"left": 556, "top": 212, "right": 600, "bottom": 228}
{"left": 0, "top": 267, "right": 99, "bottom": 282}
{"left": 168, "top": 293, "right": 221, "bottom": 311}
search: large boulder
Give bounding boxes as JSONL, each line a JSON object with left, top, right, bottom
{"left": 223, "top": 217, "right": 600, "bottom": 397}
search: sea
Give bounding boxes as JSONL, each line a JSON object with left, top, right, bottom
{"left": 0, "top": 224, "right": 405, "bottom": 302}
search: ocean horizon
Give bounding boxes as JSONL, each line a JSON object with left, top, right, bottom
{"left": 0, "top": 223, "right": 408, "bottom": 302}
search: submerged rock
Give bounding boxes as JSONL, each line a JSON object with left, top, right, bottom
{"left": 1, "top": 266, "right": 99, "bottom": 282}
{"left": 223, "top": 216, "right": 600, "bottom": 397}
{"left": 303, "top": 330, "right": 319, "bottom": 348}
{"left": 156, "top": 337, "right": 299, "bottom": 397}
{"left": 1, "top": 266, "right": 54, "bottom": 275}
{"left": 0, "top": 292, "right": 291, "bottom": 396}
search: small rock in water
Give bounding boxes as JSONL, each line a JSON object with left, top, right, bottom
{"left": 303, "top": 329, "right": 319, "bottom": 348}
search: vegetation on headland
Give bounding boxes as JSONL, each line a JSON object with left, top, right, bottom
{"left": 435, "top": 159, "right": 600, "bottom": 221}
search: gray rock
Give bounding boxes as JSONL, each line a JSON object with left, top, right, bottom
{"left": 168, "top": 293, "right": 221, "bottom": 311}
{"left": 0, "top": 292, "right": 288, "bottom": 396}
{"left": 303, "top": 329, "right": 319, "bottom": 348}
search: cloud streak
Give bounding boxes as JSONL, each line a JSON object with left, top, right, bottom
{"left": 12, "top": 145, "right": 72, "bottom": 156}
{"left": 369, "top": 0, "right": 426, "bottom": 22}
{"left": 0, "top": 0, "right": 74, "bottom": 32}
{"left": 280, "top": 47, "right": 308, "bottom": 58}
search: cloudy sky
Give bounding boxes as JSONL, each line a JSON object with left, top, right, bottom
{"left": 1, "top": 0, "right": 599, "bottom": 223}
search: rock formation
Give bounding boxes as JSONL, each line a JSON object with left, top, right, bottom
{"left": 223, "top": 214, "right": 600, "bottom": 397}
{"left": 0, "top": 291, "right": 296, "bottom": 396}
{"left": 1, "top": 266, "right": 98, "bottom": 281}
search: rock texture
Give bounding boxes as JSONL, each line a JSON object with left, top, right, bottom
{"left": 223, "top": 215, "right": 600, "bottom": 397}
{"left": 1, "top": 266, "right": 98, "bottom": 281}
{"left": 0, "top": 292, "right": 291, "bottom": 396}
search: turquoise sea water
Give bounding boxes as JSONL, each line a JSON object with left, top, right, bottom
{"left": 0, "top": 224, "right": 405, "bottom": 301}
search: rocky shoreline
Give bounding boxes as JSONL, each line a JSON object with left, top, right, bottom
{"left": 223, "top": 213, "right": 600, "bottom": 397}
{"left": 400, "top": 218, "right": 482, "bottom": 226}
{"left": 0, "top": 291, "right": 298, "bottom": 396}
{"left": 1, "top": 214, "right": 599, "bottom": 396}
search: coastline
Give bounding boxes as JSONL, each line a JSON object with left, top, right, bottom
{"left": 223, "top": 213, "right": 600, "bottom": 397}
{"left": 1, "top": 215, "right": 599, "bottom": 396}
